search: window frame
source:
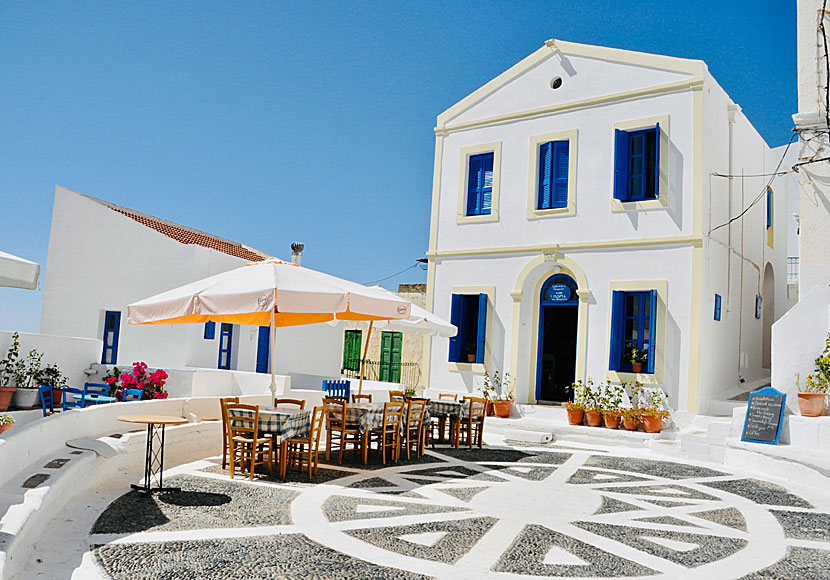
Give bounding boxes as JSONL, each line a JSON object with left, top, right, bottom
{"left": 527, "top": 129, "right": 578, "bottom": 219}
{"left": 610, "top": 115, "right": 670, "bottom": 213}
{"left": 456, "top": 142, "right": 501, "bottom": 224}
{"left": 101, "top": 310, "right": 121, "bottom": 365}
{"left": 218, "top": 323, "right": 234, "bottom": 370}
{"left": 447, "top": 285, "right": 494, "bottom": 374}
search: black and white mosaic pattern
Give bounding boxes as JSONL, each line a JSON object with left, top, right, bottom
{"left": 89, "top": 445, "right": 830, "bottom": 579}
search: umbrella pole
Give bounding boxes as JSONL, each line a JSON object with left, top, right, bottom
{"left": 358, "top": 320, "right": 373, "bottom": 396}
{"left": 269, "top": 308, "right": 276, "bottom": 398}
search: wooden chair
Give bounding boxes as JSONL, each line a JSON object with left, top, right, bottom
{"left": 324, "top": 397, "right": 361, "bottom": 464}
{"left": 351, "top": 393, "right": 372, "bottom": 403}
{"left": 287, "top": 406, "right": 326, "bottom": 478}
{"left": 454, "top": 396, "right": 486, "bottom": 449}
{"left": 438, "top": 392, "right": 458, "bottom": 401}
{"left": 274, "top": 398, "right": 305, "bottom": 409}
{"left": 219, "top": 397, "right": 240, "bottom": 469}
{"left": 388, "top": 390, "right": 405, "bottom": 402}
{"left": 226, "top": 404, "right": 273, "bottom": 480}
{"left": 123, "top": 388, "right": 143, "bottom": 401}
{"left": 38, "top": 385, "right": 54, "bottom": 417}
{"left": 402, "top": 399, "right": 427, "bottom": 459}
{"left": 369, "top": 401, "right": 404, "bottom": 464}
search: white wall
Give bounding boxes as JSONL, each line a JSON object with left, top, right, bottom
{"left": 0, "top": 330, "right": 101, "bottom": 388}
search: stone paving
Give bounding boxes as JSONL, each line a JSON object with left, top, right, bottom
{"left": 86, "top": 440, "right": 830, "bottom": 579}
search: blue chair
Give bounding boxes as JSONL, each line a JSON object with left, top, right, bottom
{"left": 123, "top": 388, "right": 143, "bottom": 401}
{"left": 323, "top": 379, "right": 351, "bottom": 401}
{"left": 62, "top": 384, "right": 89, "bottom": 411}
{"left": 38, "top": 385, "right": 54, "bottom": 417}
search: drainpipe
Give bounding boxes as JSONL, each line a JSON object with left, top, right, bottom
{"left": 291, "top": 242, "right": 304, "bottom": 266}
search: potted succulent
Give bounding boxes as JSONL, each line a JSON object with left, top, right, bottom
{"left": 798, "top": 334, "right": 830, "bottom": 417}
{"left": 0, "top": 413, "right": 13, "bottom": 435}
{"left": 621, "top": 408, "right": 641, "bottom": 431}
{"left": 482, "top": 370, "right": 514, "bottom": 418}
{"left": 630, "top": 348, "right": 647, "bottom": 374}
{"left": 36, "top": 364, "right": 67, "bottom": 406}
{"left": 563, "top": 379, "right": 590, "bottom": 425}
{"left": 10, "top": 347, "right": 43, "bottom": 409}
{"left": 0, "top": 332, "right": 21, "bottom": 412}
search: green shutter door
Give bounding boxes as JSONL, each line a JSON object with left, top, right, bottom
{"left": 379, "top": 331, "right": 403, "bottom": 382}
{"left": 343, "top": 330, "right": 362, "bottom": 371}
{"left": 390, "top": 332, "right": 402, "bottom": 383}
{"left": 380, "top": 332, "right": 392, "bottom": 381}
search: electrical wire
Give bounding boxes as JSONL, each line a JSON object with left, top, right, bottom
{"left": 362, "top": 262, "right": 419, "bottom": 286}
{"left": 821, "top": 0, "right": 830, "bottom": 130}
{"left": 712, "top": 170, "right": 792, "bottom": 179}
{"left": 708, "top": 133, "right": 797, "bottom": 235}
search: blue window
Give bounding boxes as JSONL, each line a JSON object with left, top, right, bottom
{"left": 714, "top": 294, "right": 722, "bottom": 321}
{"left": 255, "top": 326, "right": 270, "bottom": 374}
{"left": 448, "top": 293, "right": 487, "bottom": 364}
{"left": 614, "top": 125, "right": 659, "bottom": 202}
{"left": 755, "top": 295, "right": 762, "bottom": 319}
{"left": 204, "top": 321, "right": 216, "bottom": 340}
{"left": 466, "top": 152, "right": 494, "bottom": 216}
{"left": 218, "top": 323, "right": 233, "bottom": 370}
{"left": 101, "top": 311, "right": 121, "bottom": 364}
{"left": 538, "top": 141, "right": 569, "bottom": 209}
{"left": 609, "top": 290, "right": 657, "bottom": 373}
{"left": 766, "top": 187, "right": 772, "bottom": 228}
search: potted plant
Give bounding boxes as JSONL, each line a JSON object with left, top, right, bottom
{"left": 630, "top": 348, "right": 647, "bottom": 374}
{"left": 599, "top": 378, "right": 625, "bottom": 429}
{"left": 641, "top": 407, "right": 670, "bottom": 433}
{"left": 0, "top": 414, "right": 13, "bottom": 435}
{"left": 10, "top": 347, "right": 43, "bottom": 409}
{"left": 36, "top": 363, "right": 67, "bottom": 406}
{"left": 621, "top": 408, "right": 641, "bottom": 431}
{"left": 798, "top": 334, "right": 830, "bottom": 417}
{"left": 563, "top": 379, "right": 590, "bottom": 425}
{"left": 465, "top": 344, "right": 476, "bottom": 363}
{"left": 482, "top": 370, "right": 514, "bottom": 418}
{"left": 632, "top": 383, "right": 670, "bottom": 433}
{"left": 0, "top": 332, "right": 21, "bottom": 412}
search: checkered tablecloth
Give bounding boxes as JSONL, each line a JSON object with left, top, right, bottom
{"left": 345, "top": 402, "right": 431, "bottom": 434}
{"left": 232, "top": 407, "right": 311, "bottom": 444}
{"left": 429, "top": 400, "right": 469, "bottom": 419}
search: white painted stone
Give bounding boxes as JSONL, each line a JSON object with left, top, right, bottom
{"left": 398, "top": 531, "right": 448, "bottom": 547}
{"left": 543, "top": 545, "right": 590, "bottom": 566}
{"left": 642, "top": 536, "right": 699, "bottom": 552}
{"left": 355, "top": 505, "right": 404, "bottom": 514}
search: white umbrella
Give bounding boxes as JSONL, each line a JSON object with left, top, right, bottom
{"left": 127, "top": 258, "right": 411, "bottom": 395}
{"left": 0, "top": 250, "right": 40, "bottom": 290}
{"left": 370, "top": 286, "right": 457, "bottom": 337}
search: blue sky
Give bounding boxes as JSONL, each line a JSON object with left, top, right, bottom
{"left": 0, "top": 1, "right": 796, "bottom": 333}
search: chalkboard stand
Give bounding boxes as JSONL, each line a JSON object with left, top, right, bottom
{"left": 741, "top": 386, "right": 786, "bottom": 445}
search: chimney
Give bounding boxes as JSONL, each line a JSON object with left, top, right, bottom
{"left": 291, "top": 242, "right": 304, "bottom": 266}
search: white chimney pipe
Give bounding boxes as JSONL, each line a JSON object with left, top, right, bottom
{"left": 291, "top": 242, "right": 304, "bottom": 266}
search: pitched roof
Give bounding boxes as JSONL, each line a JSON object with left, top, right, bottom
{"left": 83, "top": 192, "right": 270, "bottom": 262}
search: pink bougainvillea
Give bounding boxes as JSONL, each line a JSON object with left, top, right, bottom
{"left": 103, "top": 362, "right": 169, "bottom": 401}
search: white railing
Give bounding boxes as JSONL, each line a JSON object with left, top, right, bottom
{"left": 787, "top": 257, "right": 799, "bottom": 284}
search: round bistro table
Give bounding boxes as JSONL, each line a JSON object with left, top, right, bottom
{"left": 118, "top": 415, "right": 188, "bottom": 493}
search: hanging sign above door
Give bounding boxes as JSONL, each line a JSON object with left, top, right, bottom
{"left": 547, "top": 283, "right": 572, "bottom": 303}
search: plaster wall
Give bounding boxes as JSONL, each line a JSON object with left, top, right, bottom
{"left": 0, "top": 330, "right": 102, "bottom": 388}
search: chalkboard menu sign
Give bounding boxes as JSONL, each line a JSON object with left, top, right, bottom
{"left": 741, "top": 387, "right": 786, "bottom": 445}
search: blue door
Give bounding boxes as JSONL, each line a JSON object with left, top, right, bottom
{"left": 536, "top": 274, "right": 579, "bottom": 402}
{"left": 218, "top": 323, "right": 233, "bottom": 370}
{"left": 256, "top": 326, "right": 270, "bottom": 373}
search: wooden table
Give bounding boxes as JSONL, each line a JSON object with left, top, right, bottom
{"left": 118, "top": 415, "right": 188, "bottom": 493}
{"left": 232, "top": 406, "right": 311, "bottom": 480}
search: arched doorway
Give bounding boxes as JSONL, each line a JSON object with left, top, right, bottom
{"left": 536, "top": 273, "right": 579, "bottom": 402}
{"left": 762, "top": 263, "right": 775, "bottom": 369}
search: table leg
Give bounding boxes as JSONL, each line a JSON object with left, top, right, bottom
{"left": 280, "top": 441, "right": 288, "bottom": 480}
{"left": 131, "top": 423, "right": 180, "bottom": 494}
{"left": 362, "top": 431, "right": 369, "bottom": 464}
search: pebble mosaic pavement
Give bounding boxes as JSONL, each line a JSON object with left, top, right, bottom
{"left": 87, "top": 442, "right": 830, "bottom": 579}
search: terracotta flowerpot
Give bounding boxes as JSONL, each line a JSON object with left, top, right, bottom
{"left": 492, "top": 400, "right": 512, "bottom": 418}
{"left": 466, "top": 354, "right": 476, "bottom": 363}
{"left": 603, "top": 413, "right": 621, "bottom": 429}
{"left": 0, "top": 423, "right": 12, "bottom": 435}
{"left": 585, "top": 410, "right": 603, "bottom": 427}
{"left": 632, "top": 362, "right": 643, "bottom": 373}
{"left": 0, "top": 387, "right": 15, "bottom": 412}
{"left": 485, "top": 401, "right": 494, "bottom": 416}
{"left": 623, "top": 417, "right": 640, "bottom": 431}
{"left": 52, "top": 388, "right": 63, "bottom": 405}
{"left": 642, "top": 415, "right": 663, "bottom": 433}
{"left": 797, "top": 392, "right": 826, "bottom": 417}
{"left": 566, "top": 407, "right": 584, "bottom": 425}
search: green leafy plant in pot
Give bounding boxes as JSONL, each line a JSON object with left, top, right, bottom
{"left": 10, "top": 346, "right": 43, "bottom": 409}
{"left": 0, "top": 332, "right": 21, "bottom": 412}
{"left": 482, "top": 370, "right": 514, "bottom": 418}
{"left": 629, "top": 348, "right": 647, "bottom": 373}
{"left": 36, "top": 363, "right": 67, "bottom": 406}
{"left": 598, "top": 378, "right": 625, "bottom": 429}
{"left": 0, "top": 413, "right": 14, "bottom": 435}
{"left": 799, "top": 334, "right": 830, "bottom": 417}
{"left": 564, "top": 379, "right": 590, "bottom": 425}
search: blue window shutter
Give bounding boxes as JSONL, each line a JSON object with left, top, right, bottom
{"left": 204, "top": 321, "right": 215, "bottom": 340}
{"left": 552, "top": 141, "right": 569, "bottom": 208}
{"left": 647, "top": 289, "right": 658, "bottom": 373}
{"left": 448, "top": 294, "right": 463, "bottom": 362}
{"left": 609, "top": 291, "right": 625, "bottom": 371}
{"left": 613, "top": 129, "right": 629, "bottom": 201}
{"left": 101, "top": 311, "right": 121, "bottom": 364}
{"left": 255, "top": 326, "right": 270, "bottom": 374}
{"left": 766, "top": 188, "right": 772, "bottom": 228}
{"left": 538, "top": 141, "right": 552, "bottom": 209}
{"left": 714, "top": 293, "right": 722, "bottom": 322}
{"left": 475, "top": 293, "right": 487, "bottom": 364}
{"left": 467, "top": 156, "right": 482, "bottom": 215}
{"left": 481, "top": 154, "right": 493, "bottom": 214}
{"left": 653, "top": 124, "right": 661, "bottom": 199}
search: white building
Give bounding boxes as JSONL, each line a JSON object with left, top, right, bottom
{"left": 39, "top": 186, "right": 343, "bottom": 388}
{"left": 424, "top": 40, "right": 792, "bottom": 414}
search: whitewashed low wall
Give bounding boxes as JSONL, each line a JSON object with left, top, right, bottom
{"left": 772, "top": 286, "right": 830, "bottom": 412}
{"left": 0, "top": 331, "right": 102, "bottom": 388}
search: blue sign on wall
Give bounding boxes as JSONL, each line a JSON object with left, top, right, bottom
{"left": 547, "top": 283, "right": 572, "bottom": 303}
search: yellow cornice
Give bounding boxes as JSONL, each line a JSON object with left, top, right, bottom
{"left": 427, "top": 235, "right": 703, "bottom": 260}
